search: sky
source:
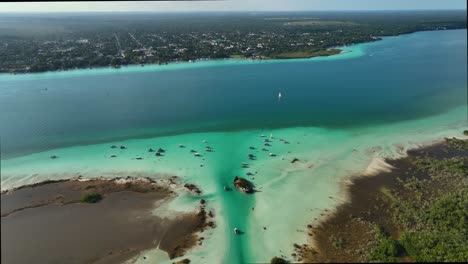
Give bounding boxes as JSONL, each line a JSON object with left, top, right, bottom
{"left": 0, "top": 0, "right": 466, "bottom": 13}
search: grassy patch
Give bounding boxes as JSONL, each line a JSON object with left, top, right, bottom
{"left": 81, "top": 193, "right": 102, "bottom": 203}
{"left": 270, "top": 49, "right": 341, "bottom": 59}
{"left": 229, "top": 54, "right": 245, "bottom": 59}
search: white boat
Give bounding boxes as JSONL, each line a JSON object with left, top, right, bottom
{"left": 278, "top": 92, "right": 282, "bottom": 101}
{"left": 234, "top": 227, "right": 240, "bottom": 234}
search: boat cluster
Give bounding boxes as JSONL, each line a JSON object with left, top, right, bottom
{"left": 106, "top": 139, "right": 214, "bottom": 159}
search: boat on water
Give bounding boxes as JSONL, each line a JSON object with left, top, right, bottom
{"left": 234, "top": 227, "right": 240, "bottom": 235}
{"left": 278, "top": 92, "right": 282, "bottom": 101}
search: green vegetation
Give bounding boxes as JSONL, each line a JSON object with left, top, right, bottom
{"left": 387, "top": 152, "right": 468, "bottom": 262}
{"left": 0, "top": 11, "right": 465, "bottom": 73}
{"left": 301, "top": 137, "right": 467, "bottom": 263}
{"left": 368, "top": 225, "right": 400, "bottom": 262}
{"left": 80, "top": 193, "right": 103, "bottom": 203}
{"left": 329, "top": 235, "right": 344, "bottom": 249}
{"left": 446, "top": 137, "right": 468, "bottom": 150}
{"left": 399, "top": 189, "right": 468, "bottom": 262}
{"left": 269, "top": 49, "right": 341, "bottom": 59}
{"left": 229, "top": 54, "right": 245, "bottom": 59}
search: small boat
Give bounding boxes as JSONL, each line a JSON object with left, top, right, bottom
{"left": 224, "top": 185, "right": 230, "bottom": 191}
{"left": 202, "top": 139, "right": 208, "bottom": 143}
{"left": 179, "top": 144, "right": 185, "bottom": 148}
{"left": 269, "top": 153, "right": 276, "bottom": 157}
{"left": 234, "top": 227, "right": 240, "bottom": 235}
{"left": 278, "top": 92, "right": 282, "bottom": 101}
{"left": 194, "top": 152, "right": 201, "bottom": 157}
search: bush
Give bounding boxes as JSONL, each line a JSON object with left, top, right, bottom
{"left": 368, "top": 225, "right": 399, "bottom": 262}
{"left": 399, "top": 190, "right": 468, "bottom": 262}
{"left": 329, "top": 235, "right": 344, "bottom": 249}
{"left": 81, "top": 193, "right": 102, "bottom": 203}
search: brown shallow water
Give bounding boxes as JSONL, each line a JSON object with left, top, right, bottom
{"left": 1, "top": 178, "right": 210, "bottom": 264}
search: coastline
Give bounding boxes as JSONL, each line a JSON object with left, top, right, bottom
{"left": 0, "top": 27, "right": 466, "bottom": 263}
{"left": 1, "top": 176, "right": 215, "bottom": 264}
{"left": 0, "top": 45, "right": 364, "bottom": 81}
{"left": 294, "top": 135, "right": 468, "bottom": 263}
{"left": 1, "top": 28, "right": 465, "bottom": 78}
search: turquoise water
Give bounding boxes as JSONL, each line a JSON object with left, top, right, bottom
{"left": 1, "top": 30, "right": 467, "bottom": 263}
{"left": 1, "top": 30, "right": 466, "bottom": 159}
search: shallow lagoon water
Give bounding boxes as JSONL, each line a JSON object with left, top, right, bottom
{"left": 0, "top": 30, "right": 467, "bottom": 263}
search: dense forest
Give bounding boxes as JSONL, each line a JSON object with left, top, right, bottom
{"left": 0, "top": 10, "right": 466, "bottom": 73}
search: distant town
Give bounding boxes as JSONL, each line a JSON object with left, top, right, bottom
{"left": 0, "top": 11, "right": 466, "bottom": 73}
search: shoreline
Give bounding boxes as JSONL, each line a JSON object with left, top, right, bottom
{"left": 1, "top": 176, "right": 215, "bottom": 264}
{"left": 0, "top": 46, "right": 361, "bottom": 80}
{"left": 2, "top": 102, "right": 466, "bottom": 161}
{"left": 293, "top": 135, "right": 468, "bottom": 262}
{"left": 1, "top": 28, "right": 464, "bottom": 77}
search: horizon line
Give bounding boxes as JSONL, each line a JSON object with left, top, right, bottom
{"left": 0, "top": 9, "right": 466, "bottom": 14}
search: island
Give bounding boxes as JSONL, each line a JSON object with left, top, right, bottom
{"left": 233, "top": 176, "right": 255, "bottom": 193}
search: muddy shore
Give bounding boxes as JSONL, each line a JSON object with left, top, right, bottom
{"left": 293, "top": 137, "right": 468, "bottom": 263}
{"left": 1, "top": 176, "right": 213, "bottom": 264}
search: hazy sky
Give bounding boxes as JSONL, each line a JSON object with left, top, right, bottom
{"left": 0, "top": 0, "right": 466, "bottom": 13}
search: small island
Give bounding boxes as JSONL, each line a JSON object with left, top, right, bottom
{"left": 233, "top": 176, "right": 255, "bottom": 193}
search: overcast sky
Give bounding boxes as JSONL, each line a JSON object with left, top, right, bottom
{"left": 0, "top": 0, "right": 466, "bottom": 13}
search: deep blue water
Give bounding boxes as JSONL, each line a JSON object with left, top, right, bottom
{"left": 0, "top": 29, "right": 466, "bottom": 158}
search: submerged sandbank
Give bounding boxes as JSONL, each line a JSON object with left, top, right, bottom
{"left": 1, "top": 177, "right": 214, "bottom": 264}
{"left": 1, "top": 104, "right": 467, "bottom": 263}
